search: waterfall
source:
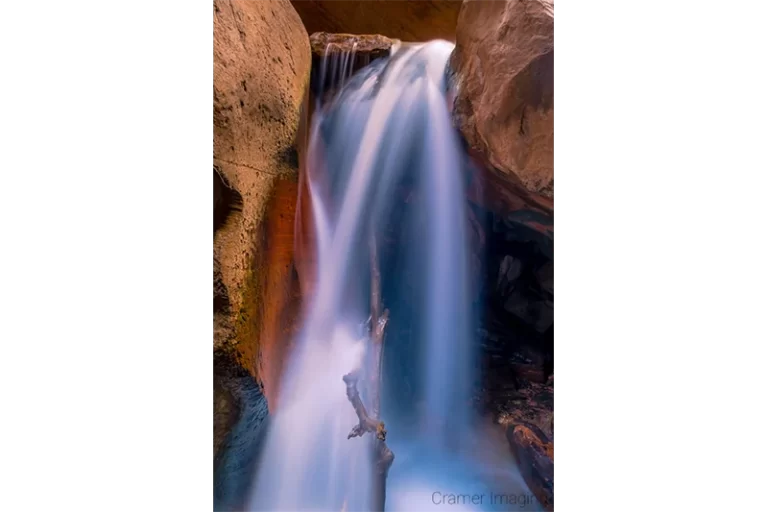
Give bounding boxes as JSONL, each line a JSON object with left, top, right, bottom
{"left": 249, "top": 40, "right": 540, "bottom": 512}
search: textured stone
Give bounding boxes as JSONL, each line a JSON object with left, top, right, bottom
{"left": 451, "top": 0, "right": 554, "bottom": 197}
{"left": 506, "top": 423, "right": 554, "bottom": 511}
{"left": 310, "top": 32, "right": 394, "bottom": 58}
{"left": 213, "top": 0, "right": 310, "bottom": 457}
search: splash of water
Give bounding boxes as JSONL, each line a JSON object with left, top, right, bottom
{"left": 249, "top": 40, "right": 539, "bottom": 512}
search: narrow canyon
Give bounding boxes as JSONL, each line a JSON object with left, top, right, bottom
{"left": 213, "top": 1, "right": 554, "bottom": 510}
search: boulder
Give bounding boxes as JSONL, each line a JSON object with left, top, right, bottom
{"left": 213, "top": 0, "right": 310, "bottom": 459}
{"left": 291, "top": 0, "right": 461, "bottom": 42}
{"left": 506, "top": 422, "right": 554, "bottom": 511}
{"left": 451, "top": 0, "right": 554, "bottom": 198}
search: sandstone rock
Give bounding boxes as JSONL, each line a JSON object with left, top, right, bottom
{"left": 482, "top": 313, "right": 553, "bottom": 510}
{"left": 310, "top": 32, "right": 393, "bottom": 59}
{"left": 451, "top": 0, "right": 554, "bottom": 198}
{"left": 291, "top": 0, "right": 461, "bottom": 42}
{"left": 482, "top": 318, "right": 553, "bottom": 501}
{"left": 506, "top": 423, "right": 554, "bottom": 511}
{"left": 213, "top": 0, "right": 310, "bottom": 457}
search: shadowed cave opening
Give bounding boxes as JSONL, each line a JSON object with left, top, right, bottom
{"left": 214, "top": 167, "right": 243, "bottom": 234}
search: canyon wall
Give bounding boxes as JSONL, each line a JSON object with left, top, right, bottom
{"left": 213, "top": 0, "right": 310, "bottom": 470}
{"left": 291, "top": 0, "right": 461, "bottom": 41}
{"left": 214, "top": 0, "right": 555, "bottom": 507}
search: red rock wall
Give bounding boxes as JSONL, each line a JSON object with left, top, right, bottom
{"left": 291, "top": 0, "right": 461, "bottom": 41}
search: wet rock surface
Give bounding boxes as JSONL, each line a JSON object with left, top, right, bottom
{"left": 507, "top": 421, "right": 554, "bottom": 510}
{"left": 214, "top": 376, "right": 270, "bottom": 512}
{"left": 483, "top": 333, "right": 553, "bottom": 510}
{"left": 462, "top": 141, "right": 554, "bottom": 510}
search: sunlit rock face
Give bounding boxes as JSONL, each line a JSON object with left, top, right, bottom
{"left": 291, "top": 0, "right": 462, "bottom": 42}
{"left": 213, "top": 0, "right": 310, "bottom": 483}
{"left": 451, "top": 0, "right": 554, "bottom": 198}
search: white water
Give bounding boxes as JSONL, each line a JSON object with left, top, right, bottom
{"left": 249, "top": 41, "right": 540, "bottom": 512}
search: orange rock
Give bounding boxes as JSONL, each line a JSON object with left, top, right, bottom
{"left": 213, "top": 0, "right": 310, "bottom": 427}
{"left": 507, "top": 423, "right": 554, "bottom": 511}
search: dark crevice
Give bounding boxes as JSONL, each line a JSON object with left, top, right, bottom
{"left": 214, "top": 256, "right": 230, "bottom": 315}
{"left": 214, "top": 372, "right": 270, "bottom": 512}
{"left": 519, "top": 106, "right": 527, "bottom": 136}
{"left": 279, "top": 145, "right": 299, "bottom": 169}
{"left": 214, "top": 167, "right": 243, "bottom": 234}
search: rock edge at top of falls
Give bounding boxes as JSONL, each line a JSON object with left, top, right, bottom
{"left": 310, "top": 32, "right": 394, "bottom": 58}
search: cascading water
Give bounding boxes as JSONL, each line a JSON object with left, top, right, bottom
{"left": 249, "top": 41, "right": 541, "bottom": 512}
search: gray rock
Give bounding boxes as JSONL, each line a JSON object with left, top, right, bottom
{"left": 498, "top": 254, "right": 523, "bottom": 293}
{"left": 536, "top": 262, "right": 554, "bottom": 296}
